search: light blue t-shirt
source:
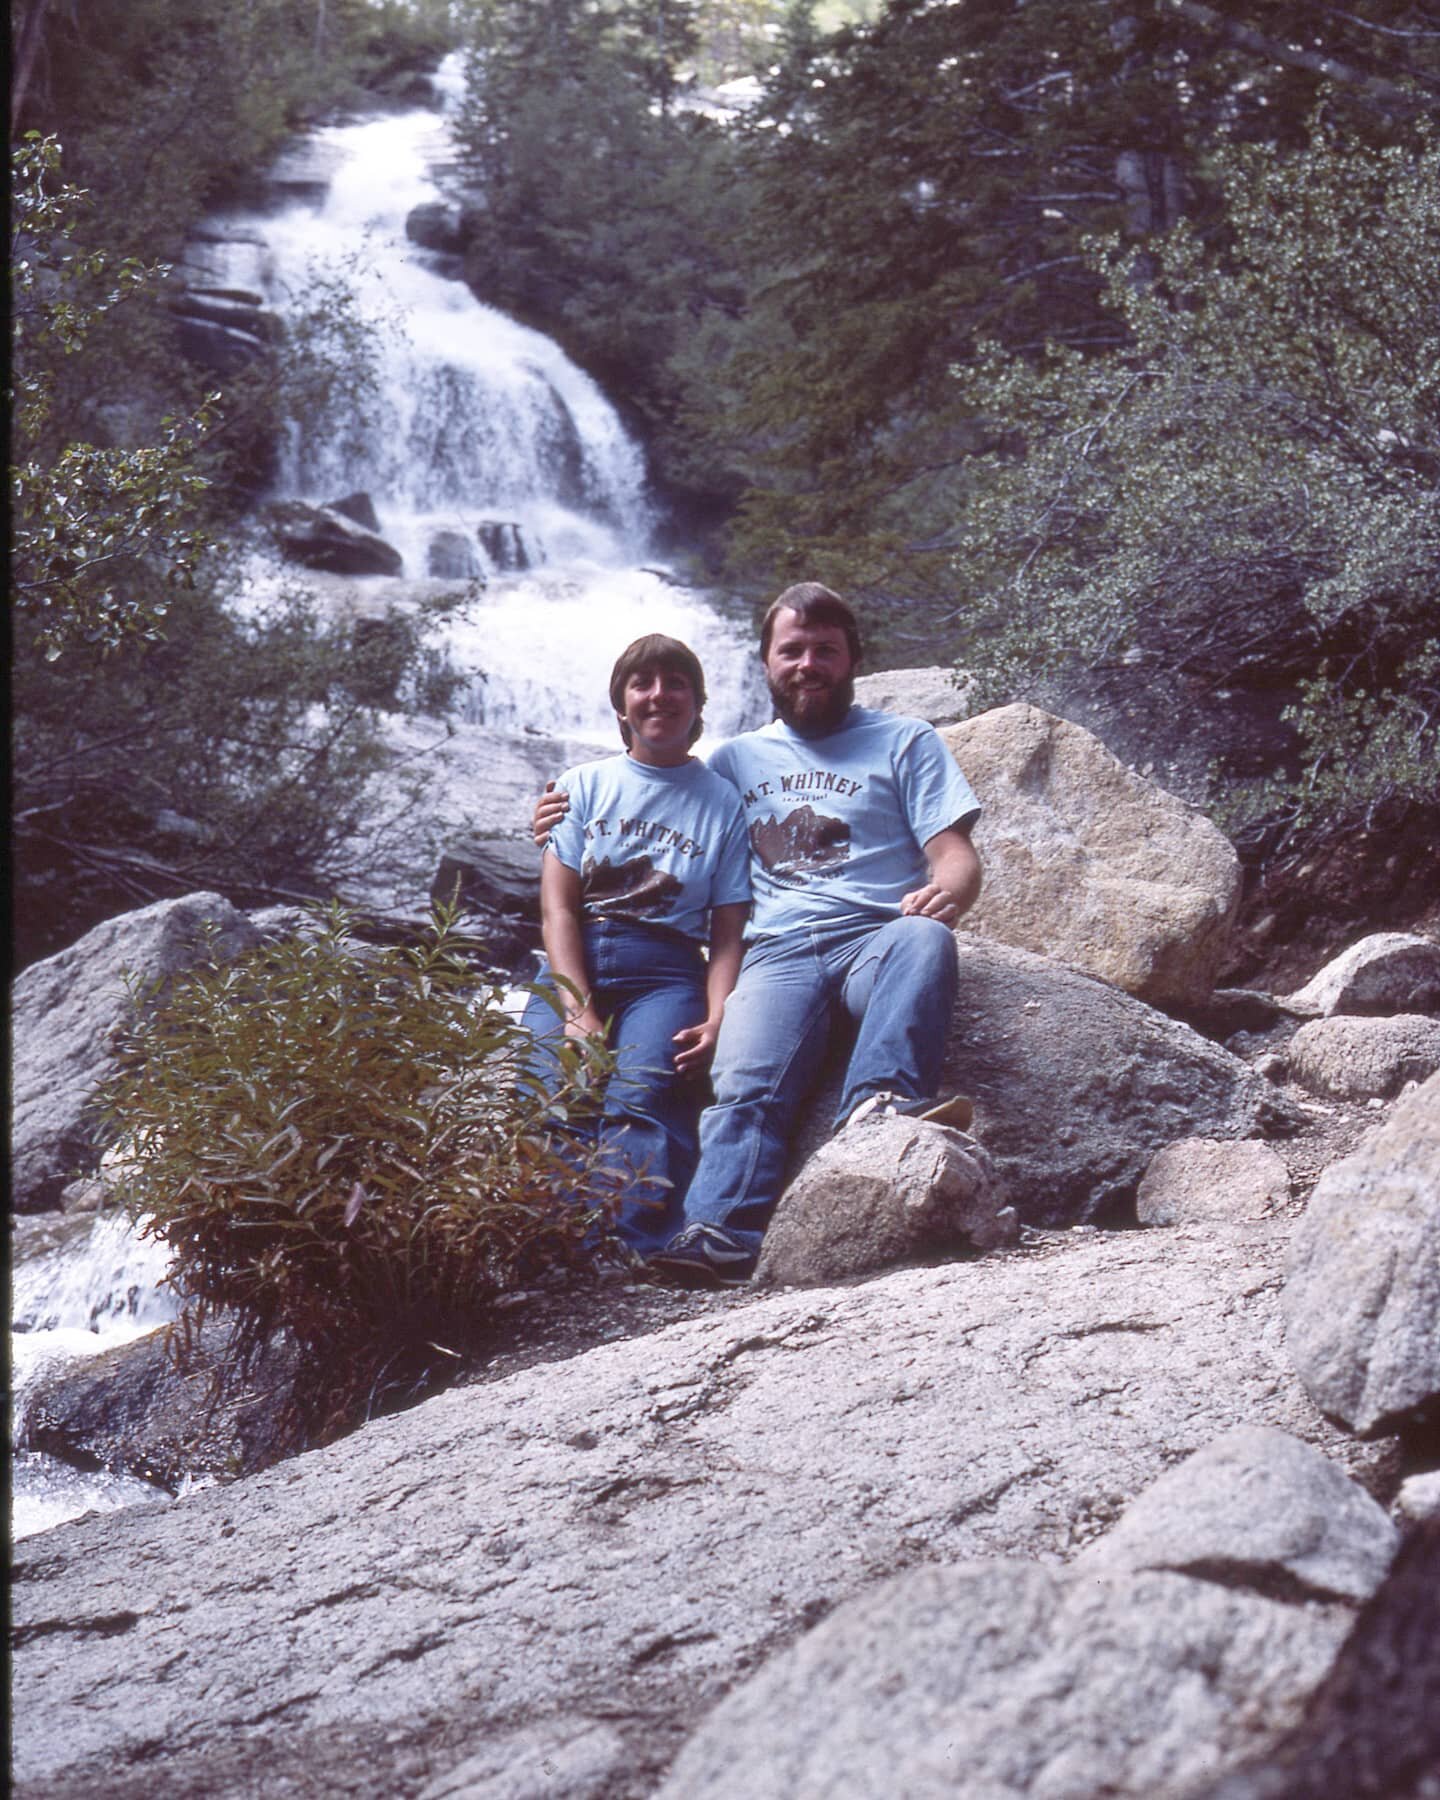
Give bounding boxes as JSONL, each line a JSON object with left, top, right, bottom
{"left": 547, "top": 753, "right": 751, "bottom": 942}
{"left": 706, "top": 706, "right": 980, "bottom": 938}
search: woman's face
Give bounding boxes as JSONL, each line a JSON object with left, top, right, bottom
{"left": 621, "top": 665, "right": 698, "bottom": 764}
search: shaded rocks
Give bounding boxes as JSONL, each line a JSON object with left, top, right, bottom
{"left": 432, "top": 834, "right": 541, "bottom": 924}
{"left": 1282, "top": 931, "right": 1440, "bottom": 1019}
{"left": 11, "top": 893, "right": 262, "bottom": 1212}
{"left": 853, "top": 665, "right": 974, "bottom": 725}
{"left": 477, "top": 519, "right": 531, "bottom": 572}
{"left": 941, "top": 703, "right": 1241, "bottom": 1009}
{"left": 754, "top": 1115, "right": 1016, "bottom": 1288}
{"left": 1076, "top": 1426, "right": 1397, "bottom": 1603}
{"left": 167, "top": 285, "right": 281, "bottom": 375}
{"left": 929, "top": 938, "right": 1298, "bottom": 1226}
{"left": 1283, "top": 1014, "right": 1440, "bottom": 1101}
{"left": 405, "top": 200, "right": 466, "bottom": 256}
{"left": 1282, "top": 1072, "right": 1440, "bottom": 1436}
{"left": 1138, "top": 1138, "right": 1292, "bottom": 1225}
{"left": 264, "top": 498, "right": 403, "bottom": 576}
{"left": 427, "top": 528, "right": 483, "bottom": 580}
{"left": 21, "top": 1320, "right": 302, "bottom": 1491}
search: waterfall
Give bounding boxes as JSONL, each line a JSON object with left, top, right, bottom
{"left": 11, "top": 1213, "right": 178, "bottom": 1541}
{"left": 204, "top": 52, "right": 766, "bottom": 743}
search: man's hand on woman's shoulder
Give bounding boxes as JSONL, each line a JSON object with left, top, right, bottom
{"left": 532, "top": 781, "right": 571, "bottom": 846}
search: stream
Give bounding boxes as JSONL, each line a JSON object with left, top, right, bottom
{"left": 12, "top": 51, "right": 765, "bottom": 1540}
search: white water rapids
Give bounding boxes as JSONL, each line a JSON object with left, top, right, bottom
{"left": 13, "top": 53, "right": 767, "bottom": 1539}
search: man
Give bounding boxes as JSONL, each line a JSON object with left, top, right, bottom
{"left": 537, "top": 582, "right": 982, "bottom": 1284}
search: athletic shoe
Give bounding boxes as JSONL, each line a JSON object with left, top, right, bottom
{"left": 840, "top": 1090, "right": 975, "bottom": 1133}
{"left": 649, "top": 1222, "right": 757, "bottom": 1287}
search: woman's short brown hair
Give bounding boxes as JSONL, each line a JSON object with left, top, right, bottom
{"left": 609, "top": 634, "right": 707, "bottom": 748}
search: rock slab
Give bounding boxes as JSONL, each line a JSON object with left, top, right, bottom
{"left": 1283, "top": 1071, "right": 1440, "bottom": 1435}
{"left": 11, "top": 1222, "right": 1383, "bottom": 1795}
{"left": 941, "top": 703, "right": 1241, "bottom": 1008}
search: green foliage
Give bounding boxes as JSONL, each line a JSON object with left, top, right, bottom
{"left": 101, "top": 906, "right": 620, "bottom": 1443}
{"left": 951, "top": 127, "right": 1440, "bottom": 835}
{"left": 10, "top": 137, "right": 215, "bottom": 660}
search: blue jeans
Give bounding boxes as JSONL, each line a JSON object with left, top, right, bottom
{"left": 680, "top": 915, "right": 959, "bottom": 1251}
{"left": 521, "top": 919, "right": 709, "bottom": 1252}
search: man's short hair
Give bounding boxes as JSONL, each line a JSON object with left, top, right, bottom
{"left": 760, "top": 582, "right": 863, "bottom": 666}
{"left": 608, "top": 633, "right": 707, "bottom": 747}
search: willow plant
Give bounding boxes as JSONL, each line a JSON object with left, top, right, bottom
{"left": 99, "top": 904, "right": 620, "bottom": 1443}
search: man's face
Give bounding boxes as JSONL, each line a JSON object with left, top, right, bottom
{"left": 764, "top": 610, "right": 856, "bottom": 736}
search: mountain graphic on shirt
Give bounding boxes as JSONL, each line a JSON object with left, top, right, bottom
{"left": 749, "top": 806, "right": 851, "bottom": 887}
{"left": 583, "top": 852, "right": 685, "bottom": 918}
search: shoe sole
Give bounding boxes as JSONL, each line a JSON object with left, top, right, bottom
{"left": 918, "top": 1094, "right": 974, "bottom": 1132}
{"left": 648, "top": 1253, "right": 754, "bottom": 1289}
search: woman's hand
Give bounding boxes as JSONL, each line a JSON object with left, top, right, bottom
{"left": 672, "top": 1016, "right": 722, "bottom": 1076}
{"left": 564, "top": 1004, "right": 607, "bottom": 1044}
{"left": 532, "top": 782, "right": 571, "bottom": 847}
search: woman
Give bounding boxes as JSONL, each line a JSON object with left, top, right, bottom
{"left": 522, "top": 634, "right": 750, "bottom": 1252}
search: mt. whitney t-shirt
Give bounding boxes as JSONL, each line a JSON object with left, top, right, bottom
{"left": 705, "top": 706, "right": 980, "bottom": 939}
{"left": 546, "top": 752, "right": 751, "bottom": 942}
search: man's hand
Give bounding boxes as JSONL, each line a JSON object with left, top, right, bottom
{"left": 532, "top": 782, "right": 571, "bottom": 847}
{"left": 900, "top": 882, "right": 962, "bottom": 924}
{"left": 672, "top": 1017, "right": 722, "bottom": 1076}
{"left": 904, "top": 827, "right": 983, "bottom": 925}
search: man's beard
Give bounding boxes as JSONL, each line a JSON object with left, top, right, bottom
{"left": 769, "top": 670, "right": 856, "bottom": 737}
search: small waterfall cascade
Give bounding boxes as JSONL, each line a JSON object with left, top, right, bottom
{"left": 204, "top": 51, "right": 765, "bottom": 743}
{"left": 11, "top": 1213, "right": 179, "bottom": 1541}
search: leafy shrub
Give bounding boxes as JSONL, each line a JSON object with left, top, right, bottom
{"left": 100, "top": 906, "right": 619, "bottom": 1444}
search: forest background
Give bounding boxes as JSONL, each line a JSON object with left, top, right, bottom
{"left": 11, "top": 0, "right": 1440, "bottom": 978}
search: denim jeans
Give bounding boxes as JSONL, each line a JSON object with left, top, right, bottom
{"left": 680, "top": 915, "right": 959, "bottom": 1250}
{"left": 521, "top": 919, "right": 709, "bottom": 1252}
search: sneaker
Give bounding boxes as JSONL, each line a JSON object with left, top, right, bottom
{"left": 649, "top": 1223, "right": 757, "bottom": 1287}
{"left": 841, "top": 1090, "right": 975, "bottom": 1133}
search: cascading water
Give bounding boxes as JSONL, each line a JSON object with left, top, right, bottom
{"left": 11, "top": 1214, "right": 179, "bottom": 1540}
{"left": 209, "top": 50, "right": 766, "bottom": 744}
{"left": 14, "top": 55, "right": 772, "bottom": 1539}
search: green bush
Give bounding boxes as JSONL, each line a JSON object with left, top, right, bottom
{"left": 100, "top": 906, "right": 620, "bottom": 1445}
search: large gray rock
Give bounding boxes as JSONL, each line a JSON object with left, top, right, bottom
{"left": 1282, "top": 932, "right": 1440, "bottom": 1019}
{"left": 940, "top": 703, "right": 1240, "bottom": 1008}
{"left": 853, "top": 664, "right": 974, "bottom": 725}
{"left": 11, "top": 1220, "right": 1386, "bottom": 1794}
{"left": 1283, "top": 1072, "right": 1440, "bottom": 1435}
{"left": 1283, "top": 1013, "right": 1440, "bottom": 1101}
{"left": 10, "top": 893, "right": 262, "bottom": 1212}
{"left": 659, "top": 1559, "right": 1353, "bottom": 1800}
{"left": 1078, "top": 1426, "right": 1397, "bottom": 1603}
{"left": 1138, "top": 1138, "right": 1292, "bottom": 1226}
{"left": 794, "top": 938, "right": 1298, "bottom": 1227}
{"left": 754, "top": 1114, "right": 1016, "bottom": 1287}
{"left": 264, "top": 499, "right": 404, "bottom": 577}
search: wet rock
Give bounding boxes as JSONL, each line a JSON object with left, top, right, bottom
{"left": 406, "top": 200, "right": 466, "bottom": 255}
{"left": 755, "top": 1114, "right": 1016, "bottom": 1288}
{"left": 1284, "top": 1014, "right": 1440, "bottom": 1101}
{"left": 941, "top": 703, "right": 1240, "bottom": 1008}
{"left": 264, "top": 499, "right": 404, "bottom": 577}
{"left": 1282, "top": 932, "right": 1440, "bottom": 1019}
{"left": 1138, "top": 1138, "right": 1292, "bottom": 1225}
{"left": 1077, "top": 1426, "right": 1397, "bottom": 1603}
{"left": 326, "top": 491, "right": 382, "bottom": 533}
{"left": 432, "top": 835, "right": 541, "bottom": 921}
{"left": 1283, "top": 1072, "right": 1440, "bottom": 1435}
{"left": 427, "top": 528, "right": 482, "bottom": 580}
{"left": 477, "top": 520, "right": 530, "bottom": 572}
{"left": 853, "top": 664, "right": 975, "bottom": 726}
{"left": 11, "top": 893, "right": 262, "bottom": 1212}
